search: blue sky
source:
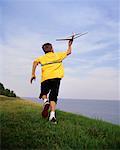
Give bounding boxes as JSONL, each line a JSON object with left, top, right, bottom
{"left": 0, "top": 0, "right": 119, "bottom": 100}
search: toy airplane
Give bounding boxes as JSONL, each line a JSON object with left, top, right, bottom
{"left": 56, "top": 32, "right": 88, "bottom": 41}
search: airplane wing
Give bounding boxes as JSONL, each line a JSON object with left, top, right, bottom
{"left": 56, "top": 38, "right": 71, "bottom": 41}
{"left": 73, "top": 32, "right": 88, "bottom": 39}
{"left": 56, "top": 32, "right": 88, "bottom": 41}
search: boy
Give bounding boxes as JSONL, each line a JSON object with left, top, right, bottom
{"left": 30, "top": 40, "right": 73, "bottom": 124}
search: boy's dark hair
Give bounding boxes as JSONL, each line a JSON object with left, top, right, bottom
{"left": 42, "top": 43, "right": 52, "bottom": 53}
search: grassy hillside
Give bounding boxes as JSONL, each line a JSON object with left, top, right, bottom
{"left": 1, "top": 95, "right": 120, "bottom": 150}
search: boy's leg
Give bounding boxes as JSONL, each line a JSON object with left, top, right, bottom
{"left": 49, "top": 78, "right": 61, "bottom": 123}
{"left": 50, "top": 101, "right": 56, "bottom": 112}
{"left": 42, "top": 95, "right": 48, "bottom": 103}
{"left": 49, "top": 101, "right": 56, "bottom": 119}
{"left": 39, "top": 80, "right": 50, "bottom": 118}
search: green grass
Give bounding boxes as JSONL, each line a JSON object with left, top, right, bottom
{"left": 1, "top": 95, "right": 120, "bottom": 150}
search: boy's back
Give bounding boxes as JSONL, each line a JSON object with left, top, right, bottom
{"left": 35, "top": 51, "right": 67, "bottom": 82}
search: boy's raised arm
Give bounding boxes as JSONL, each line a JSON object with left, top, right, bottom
{"left": 67, "top": 40, "right": 73, "bottom": 55}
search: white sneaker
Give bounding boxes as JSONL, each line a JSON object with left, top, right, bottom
{"left": 49, "top": 117, "right": 57, "bottom": 124}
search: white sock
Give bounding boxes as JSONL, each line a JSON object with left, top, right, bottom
{"left": 49, "top": 111, "right": 55, "bottom": 120}
{"left": 43, "top": 98, "right": 48, "bottom": 103}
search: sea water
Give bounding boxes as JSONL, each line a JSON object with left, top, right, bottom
{"left": 23, "top": 97, "right": 120, "bottom": 125}
{"left": 57, "top": 99, "right": 120, "bottom": 125}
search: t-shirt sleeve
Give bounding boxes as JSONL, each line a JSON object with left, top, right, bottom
{"left": 57, "top": 51, "right": 67, "bottom": 61}
{"left": 34, "top": 56, "right": 42, "bottom": 63}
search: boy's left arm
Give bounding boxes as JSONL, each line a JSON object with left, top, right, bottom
{"left": 30, "top": 61, "right": 39, "bottom": 84}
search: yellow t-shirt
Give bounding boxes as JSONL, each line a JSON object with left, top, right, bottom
{"left": 35, "top": 52, "right": 67, "bottom": 82}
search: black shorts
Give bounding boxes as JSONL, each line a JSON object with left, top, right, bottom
{"left": 39, "top": 78, "right": 61, "bottom": 103}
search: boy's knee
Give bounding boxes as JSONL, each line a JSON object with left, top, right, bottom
{"left": 49, "top": 95, "right": 58, "bottom": 103}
